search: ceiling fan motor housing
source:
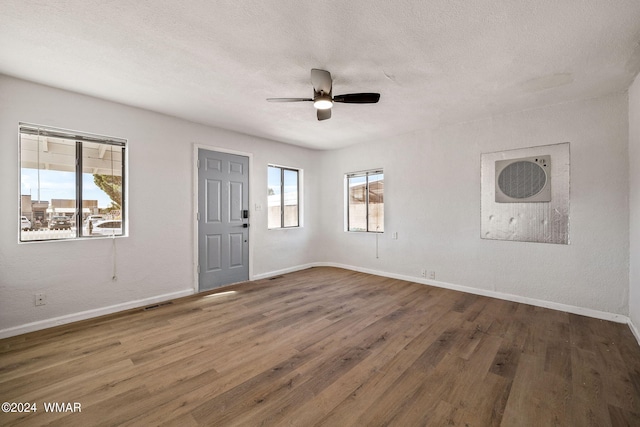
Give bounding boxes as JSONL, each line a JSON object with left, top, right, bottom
{"left": 267, "top": 69, "right": 380, "bottom": 120}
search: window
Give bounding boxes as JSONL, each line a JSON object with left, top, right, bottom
{"left": 19, "top": 123, "right": 126, "bottom": 242}
{"left": 268, "top": 165, "right": 299, "bottom": 229}
{"left": 346, "top": 169, "right": 384, "bottom": 232}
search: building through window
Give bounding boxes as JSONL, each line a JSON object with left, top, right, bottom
{"left": 346, "top": 169, "right": 384, "bottom": 232}
{"left": 268, "top": 165, "right": 299, "bottom": 229}
{"left": 19, "top": 123, "right": 126, "bottom": 241}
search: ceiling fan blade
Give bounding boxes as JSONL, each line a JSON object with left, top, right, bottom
{"left": 311, "top": 69, "right": 332, "bottom": 94}
{"left": 267, "top": 98, "right": 313, "bottom": 102}
{"left": 317, "top": 109, "right": 331, "bottom": 121}
{"left": 333, "top": 93, "right": 381, "bottom": 104}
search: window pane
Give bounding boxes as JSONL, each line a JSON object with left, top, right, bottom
{"left": 346, "top": 171, "right": 384, "bottom": 233}
{"left": 19, "top": 125, "right": 127, "bottom": 242}
{"left": 20, "top": 134, "right": 77, "bottom": 241}
{"left": 283, "top": 169, "right": 298, "bottom": 227}
{"left": 267, "top": 166, "right": 282, "bottom": 229}
{"left": 368, "top": 173, "right": 384, "bottom": 232}
{"left": 82, "top": 143, "right": 124, "bottom": 236}
{"left": 348, "top": 175, "right": 367, "bottom": 232}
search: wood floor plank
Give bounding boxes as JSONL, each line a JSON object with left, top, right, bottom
{"left": 2, "top": 266, "right": 640, "bottom": 426}
{"left": 570, "top": 346, "right": 612, "bottom": 427}
{"left": 232, "top": 295, "right": 438, "bottom": 426}
{"left": 313, "top": 309, "right": 462, "bottom": 426}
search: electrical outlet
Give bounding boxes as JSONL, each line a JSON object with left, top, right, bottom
{"left": 421, "top": 269, "right": 427, "bottom": 278}
{"left": 392, "top": 232, "right": 398, "bottom": 240}
{"left": 429, "top": 271, "right": 436, "bottom": 280}
{"left": 35, "top": 293, "right": 46, "bottom": 306}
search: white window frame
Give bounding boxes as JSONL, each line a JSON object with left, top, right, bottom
{"left": 268, "top": 164, "right": 302, "bottom": 229}
{"left": 18, "top": 123, "right": 127, "bottom": 242}
{"left": 345, "top": 169, "right": 384, "bottom": 233}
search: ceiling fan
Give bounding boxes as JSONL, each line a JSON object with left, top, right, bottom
{"left": 267, "top": 69, "right": 381, "bottom": 121}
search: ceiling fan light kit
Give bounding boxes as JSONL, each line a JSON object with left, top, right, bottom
{"left": 267, "top": 68, "right": 380, "bottom": 121}
{"left": 313, "top": 95, "right": 333, "bottom": 110}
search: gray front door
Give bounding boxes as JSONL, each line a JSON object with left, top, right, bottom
{"left": 198, "top": 149, "right": 249, "bottom": 291}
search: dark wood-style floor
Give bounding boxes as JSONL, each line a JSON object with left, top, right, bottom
{"left": 1, "top": 267, "right": 640, "bottom": 426}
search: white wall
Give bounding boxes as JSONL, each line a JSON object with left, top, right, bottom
{"left": 0, "top": 75, "right": 321, "bottom": 336}
{"left": 630, "top": 73, "right": 640, "bottom": 330}
{"left": 320, "top": 92, "right": 630, "bottom": 316}
{"left": 1, "top": 74, "right": 634, "bottom": 338}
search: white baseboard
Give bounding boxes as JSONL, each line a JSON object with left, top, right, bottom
{"left": 330, "top": 262, "right": 631, "bottom": 323}
{"left": 251, "top": 263, "right": 320, "bottom": 281}
{"left": 297, "top": 262, "right": 633, "bottom": 324}
{"left": 0, "top": 289, "right": 194, "bottom": 339}
{"left": 4, "top": 263, "right": 638, "bottom": 347}
{"left": 628, "top": 318, "right": 640, "bottom": 345}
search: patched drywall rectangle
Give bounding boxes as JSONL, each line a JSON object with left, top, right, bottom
{"left": 481, "top": 142, "right": 570, "bottom": 244}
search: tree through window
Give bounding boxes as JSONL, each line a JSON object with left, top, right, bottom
{"left": 19, "top": 123, "right": 126, "bottom": 241}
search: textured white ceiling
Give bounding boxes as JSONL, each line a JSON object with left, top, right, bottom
{"left": 1, "top": 1, "right": 640, "bottom": 150}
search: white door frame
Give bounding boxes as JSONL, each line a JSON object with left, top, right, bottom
{"left": 193, "top": 144, "right": 254, "bottom": 292}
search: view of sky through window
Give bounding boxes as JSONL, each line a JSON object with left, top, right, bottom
{"left": 21, "top": 169, "right": 113, "bottom": 208}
